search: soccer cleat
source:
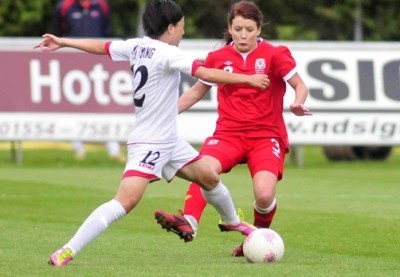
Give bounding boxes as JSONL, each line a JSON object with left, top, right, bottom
{"left": 155, "top": 210, "right": 197, "bottom": 242}
{"left": 218, "top": 209, "right": 255, "bottom": 256}
{"left": 48, "top": 247, "right": 74, "bottom": 266}
{"left": 231, "top": 242, "right": 244, "bottom": 257}
{"left": 218, "top": 208, "right": 256, "bottom": 236}
{"left": 218, "top": 220, "right": 257, "bottom": 236}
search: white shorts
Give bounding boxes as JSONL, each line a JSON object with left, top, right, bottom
{"left": 122, "top": 136, "right": 200, "bottom": 182}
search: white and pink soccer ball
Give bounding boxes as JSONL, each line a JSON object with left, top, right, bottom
{"left": 243, "top": 228, "right": 285, "bottom": 263}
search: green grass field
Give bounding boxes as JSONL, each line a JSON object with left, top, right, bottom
{"left": 0, "top": 143, "right": 399, "bottom": 276}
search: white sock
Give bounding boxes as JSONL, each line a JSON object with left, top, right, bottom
{"left": 201, "top": 182, "right": 240, "bottom": 225}
{"left": 183, "top": 215, "right": 198, "bottom": 238}
{"left": 254, "top": 198, "right": 276, "bottom": 214}
{"left": 65, "top": 199, "right": 126, "bottom": 255}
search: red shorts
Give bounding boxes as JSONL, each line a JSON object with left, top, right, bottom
{"left": 200, "top": 134, "right": 286, "bottom": 180}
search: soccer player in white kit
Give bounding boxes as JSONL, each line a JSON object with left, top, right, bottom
{"left": 35, "top": 0, "right": 269, "bottom": 266}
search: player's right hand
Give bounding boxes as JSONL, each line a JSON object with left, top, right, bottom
{"left": 34, "top": 34, "right": 63, "bottom": 52}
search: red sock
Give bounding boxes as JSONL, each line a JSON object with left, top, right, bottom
{"left": 183, "top": 182, "right": 207, "bottom": 223}
{"left": 253, "top": 203, "right": 277, "bottom": 228}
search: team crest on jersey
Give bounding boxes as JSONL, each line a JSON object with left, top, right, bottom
{"left": 224, "top": 61, "right": 233, "bottom": 66}
{"left": 255, "top": 58, "right": 266, "bottom": 73}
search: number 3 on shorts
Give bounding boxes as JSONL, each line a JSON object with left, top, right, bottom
{"left": 271, "top": 138, "right": 280, "bottom": 159}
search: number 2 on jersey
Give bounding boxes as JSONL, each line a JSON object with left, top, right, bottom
{"left": 133, "top": 65, "right": 148, "bottom": 107}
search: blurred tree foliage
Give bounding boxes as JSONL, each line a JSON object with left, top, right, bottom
{"left": 0, "top": 0, "right": 399, "bottom": 41}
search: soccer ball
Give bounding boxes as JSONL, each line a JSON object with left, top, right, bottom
{"left": 243, "top": 228, "right": 285, "bottom": 263}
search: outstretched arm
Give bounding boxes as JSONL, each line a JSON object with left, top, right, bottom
{"left": 193, "top": 66, "right": 269, "bottom": 90}
{"left": 288, "top": 73, "right": 312, "bottom": 116}
{"left": 178, "top": 81, "right": 211, "bottom": 113}
{"left": 34, "top": 34, "right": 107, "bottom": 55}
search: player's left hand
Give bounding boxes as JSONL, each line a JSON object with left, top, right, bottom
{"left": 289, "top": 103, "right": 312, "bottom": 116}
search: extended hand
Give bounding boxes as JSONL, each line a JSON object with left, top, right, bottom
{"left": 34, "top": 34, "right": 62, "bottom": 52}
{"left": 249, "top": 74, "right": 270, "bottom": 90}
{"left": 289, "top": 103, "right": 312, "bottom": 116}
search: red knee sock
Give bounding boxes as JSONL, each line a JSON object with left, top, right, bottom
{"left": 253, "top": 203, "right": 277, "bottom": 228}
{"left": 183, "top": 182, "right": 207, "bottom": 223}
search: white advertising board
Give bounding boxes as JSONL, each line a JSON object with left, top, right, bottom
{"left": 0, "top": 39, "right": 399, "bottom": 145}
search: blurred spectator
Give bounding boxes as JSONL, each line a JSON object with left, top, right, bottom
{"left": 54, "top": 0, "right": 112, "bottom": 38}
{"left": 54, "top": 0, "right": 125, "bottom": 162}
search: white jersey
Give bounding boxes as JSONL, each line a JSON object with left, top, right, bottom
{"left": 106, "top": 36, "right": 200, "bottom": 144}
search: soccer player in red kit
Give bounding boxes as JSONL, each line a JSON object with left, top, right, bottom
{"left": 155, "top": 0, "right": 312, "bottom": 257}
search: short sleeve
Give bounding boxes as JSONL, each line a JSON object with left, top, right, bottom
{"left": 199, "top": 52, "right": 217, "bottom": 86}
{"left": 271, "top": 45, "right": 297, "bottom": 80}
{"left": 167, "top": 47, "right": 196, "bottom": 76}
{"left": 108, "top": 39, "right": 136, "bottom": 61}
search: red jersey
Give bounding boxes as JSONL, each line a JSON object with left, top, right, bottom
{"left": 204, "top": 39, "right": 296, "bottom": 151}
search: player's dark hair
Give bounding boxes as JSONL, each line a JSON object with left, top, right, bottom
{"left": 223, "top": 1, "right": 264, "bottom": 45}
{"left": 142, "top": 0, "right": 184, "bottom": 39}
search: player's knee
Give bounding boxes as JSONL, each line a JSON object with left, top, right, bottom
{"left": 199, "top": 170, "right": 220, "bottom": 190}
{"left": 115, "top": 197, "right": 137, "bottom": 213}
{"left": 209, "top": 172, "right": 220, "bottom": 187}
{"left": 255, "top": 194, "right": 274, "bottom": 209}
